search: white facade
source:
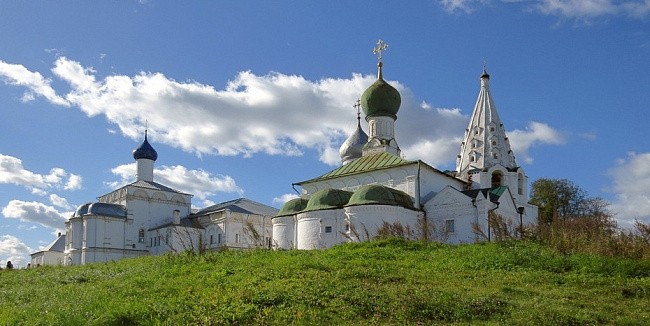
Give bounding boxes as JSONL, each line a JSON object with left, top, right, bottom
{"left": 273, "top": 66, "right": 538, "bottom": 250}
{"left": 30, "top": 234, "right": 66, "bottom": 266}
{"left": 34, "top": 134, "right": 277, "bottom": 266}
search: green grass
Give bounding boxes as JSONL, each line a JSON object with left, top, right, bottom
{"left": 1, "top": 239, "right": 649, "bottom": 325}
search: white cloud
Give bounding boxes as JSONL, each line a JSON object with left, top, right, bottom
{"left": 273, "top": 193, "right": 300, "bottom": 206}
{"left": 107, "top": 163, "right": 243, "bottom": 201}
{"left": 0, "top": 154, "right": 83, "bottom": 194}
{"left": 2, "top": 200, "right": 68, "bottom": 230}
{"left": 439, "top": 0, "right": 489, "bottom": 13}
{"left": 0, "top": 235, "right": 33, "bottom": 268}
{"left": 1, "top": 58, "right": 562, "bottom": 171}
{"left": 64, "top": 174, "right": 83, "bottom": 190}
{"left": 608, "top": 152, "right": 650, "bottom": 226}
{"left": 0, "top": 61, "right": 69, "bottom": 106}
{"left": 507, "top": 122, "right": 565, "bottom": 164}
{"left": 49, "top": 194, "right": 72, "bottom": 210}
{"left": 623, "top": 0, "right": 650, "bottom": 18}
{"left": 399, "top": 104, "right": 468, "bottom": 168}
{"left": 536, "top": 0, "right": 618, "bottom": 19}
{"left": 437, "top": 0, "right": 650, "bottom": 20}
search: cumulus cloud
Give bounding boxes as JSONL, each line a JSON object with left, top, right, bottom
{"left": 0, "top": 61, "right": 69, "bottom": 106}
{"left": 107, "top": 163, "right": 243, "bottom": 201}
{"left": 273, "top": 193, "right": 300, "bottom": 206}
{"left": 0, "top": 235, "right": 33, "bottom": 268}
{"left": 49, "top": 194, "right": 72, "bottom": 210}
{"left": 507, "top": 122, "right": 565, "bottom": 164}
{"left": 608, "top": 152, "right": 650, "bottom": 226}
{"left": 0, "top": 154, "right": 83, "bottom": 194}
{"left": 2, "top": 200, "right": 68, "bottom": 230}
{"left": 0, "top": 58, "right": 561, "bottom": 171}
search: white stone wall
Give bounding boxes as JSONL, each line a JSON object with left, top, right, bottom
{"left": 272, "top": 215, "right": 296, "bottom": 250}
{"left": 345, "top": 205, "right": 421, "bottom": 242}
{"left": 296, "top": 211, "right": 325, "bottom": 250}
{"left": 82, "top": 215, "right": 126, "bottom": 250}
{"left": 30, "top": 251, "right": 64, "bottom": 267}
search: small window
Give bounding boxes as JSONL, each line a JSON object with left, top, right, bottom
{"left": 325, "top": 226, "right": 333, "bottom": 233}
{"left": 138, "top": 229, "right": 145, "bottom": 243}
{"left": 218, "top": 234, "right": 222, "bottom": 244}
{"left": 445, "top": 220, "right": 455, "bottom": 233}
{"left": 474, "top": 129, "right": 479, "bottom": 135}
{"left": 235, "top": 234, "right": 240, "bottom": 244}
{"left": 492, "top": 140, "right": 497, "bottom": 146}
{"left": 210, "top": 234, "right": 214, "bottom": 244}
{"left": 345, "top": 224, "right": 350, "bottom": 232}
{"left": 470, "top": 156, "right": 475, "bottom": 162}
{"left": 490, "top": 127, "right": 495, "bottom": 132}
{"left": 492, "top": 153, "right": 498, "bottom": 159}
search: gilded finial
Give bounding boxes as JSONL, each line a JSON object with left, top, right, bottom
{"left": 372, "top": 39, "right": 388, "bottom": 79}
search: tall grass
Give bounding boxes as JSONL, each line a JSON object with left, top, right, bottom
{"left": 0, "top": 239, "right": 648, "bottom": 325}
{"left": 534, "top": 215, "right": 650, "bottom": 259}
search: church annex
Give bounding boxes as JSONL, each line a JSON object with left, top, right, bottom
{"left": 33, "top": 131, "right": 278, "bottom": 266}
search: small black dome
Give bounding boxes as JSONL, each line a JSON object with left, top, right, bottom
{"left": 133, "top": 132, "right": 158, "bottom": 161}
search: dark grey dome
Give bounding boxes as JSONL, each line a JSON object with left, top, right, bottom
{"left": 133, "top": 132, "right": 158, "bottom": 161}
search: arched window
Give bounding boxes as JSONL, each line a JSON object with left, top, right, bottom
{"left": 491, "top": 171, "right": 503, "bottom": 188}
{"left": 518, "top": 173, "right": 524, "bottom": 195}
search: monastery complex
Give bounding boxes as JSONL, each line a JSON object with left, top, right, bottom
{"left": 31, "top": 41, "right": 537, "bottom": 265}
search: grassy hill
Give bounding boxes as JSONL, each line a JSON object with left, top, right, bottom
{"left": 1, "top": 239, "right": 649, "bottom": 325}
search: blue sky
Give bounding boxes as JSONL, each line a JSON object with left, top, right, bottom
{"left": 1, "top": 1, "right": 649, "bottom": 267}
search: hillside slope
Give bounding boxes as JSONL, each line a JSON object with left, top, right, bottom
{"left": 1, "top": 239, "right": 649, "bottom": 325}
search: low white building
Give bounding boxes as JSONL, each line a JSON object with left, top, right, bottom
{"left": 273, "top": 51, "right": 537, "bottom": 249}
{"left": 32, "top": 132, "right": 277, "bottom": 266}
{"left": 30, "top": 233, "right": 66, "bottom": 266}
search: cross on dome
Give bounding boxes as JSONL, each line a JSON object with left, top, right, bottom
{"left": 353, "top": 99, "right": 361, "bottom": 122}
{"left": 372, "top": 39, "right": 388, "bottom": 63}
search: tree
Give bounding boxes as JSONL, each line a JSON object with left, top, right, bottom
{"left": 530, "top": 178, "right": 609, "bottom": 223}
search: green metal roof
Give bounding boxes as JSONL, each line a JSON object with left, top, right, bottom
{"left": 347, "top": 184, "right": 415, "bottom": 209}
{"left": 295, "top": 152, "right": 415, "bottom": 185}
{"left": 461, "top": 186, "right": 508, "bottom": 203}
{"left": 276, "top": 197, "right": 309, "bottom": 217}
{"left": 303, "top": 188, "right": 353, "bottom": 212}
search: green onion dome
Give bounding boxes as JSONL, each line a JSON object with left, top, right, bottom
{"left": 276, "top": 197, "right": 309, "bottom": 217}
{"left": 360, "top": 73, "right": 401, "bottom": 120}
{"left": 303, "top": 188, "right": 353, "bottom": 212}
{"left": 347, "top": 184, "right": 414, "bottom": 209}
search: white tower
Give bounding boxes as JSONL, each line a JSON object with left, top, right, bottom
{"left": 133, "top": 130, "right": 157, "bottom": 182}
{"left": 456, "top": 67, "right": 530, "bottom": 206}
{"left": 361, "top": 39, "right": 402, "bottom": 157}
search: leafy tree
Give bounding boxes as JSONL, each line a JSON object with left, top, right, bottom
{"left": 530, "top": 178, "right": 609, "bottom": 223}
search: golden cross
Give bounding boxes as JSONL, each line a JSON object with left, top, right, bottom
{"left": 353, "top": 99, "right": 361, "bottom": 116}
{"left": 372, "top": 39, "right": 388, "bottom": 64}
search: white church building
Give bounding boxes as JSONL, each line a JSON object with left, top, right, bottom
{"left": 32, "top": 41, "right": 539, "bottom": 264}
{"left": 32, "top": 132, "right": 277, "bottom": 266}
{"left": 272, "top": 43, "right": 538, "bottom": 250}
